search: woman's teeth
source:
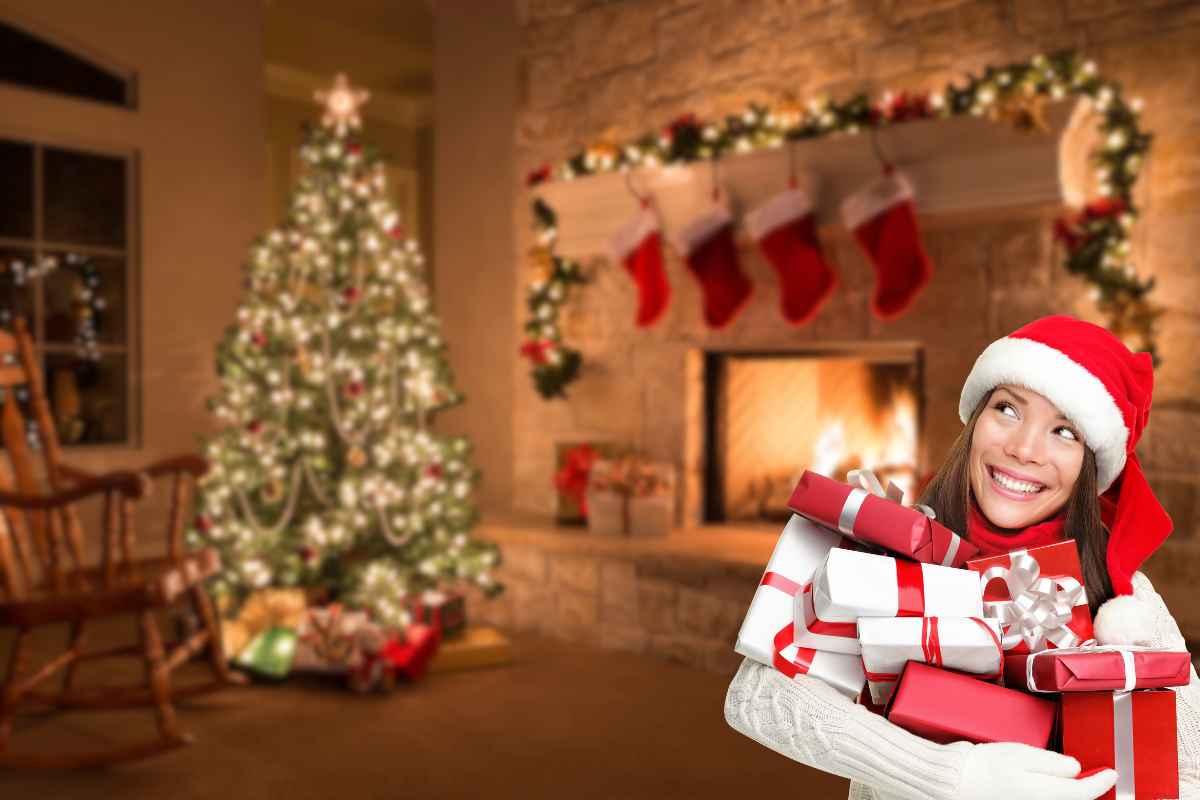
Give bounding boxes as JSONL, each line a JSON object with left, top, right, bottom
{"left": 990, "top": 467, "right": 1044, "bottom": 495}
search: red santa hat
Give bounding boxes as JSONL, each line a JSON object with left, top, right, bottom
{"left": 958, "top": 315, "right": 1172, "bottom": 601}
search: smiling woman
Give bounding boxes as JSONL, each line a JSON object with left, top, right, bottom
{"left": 725, "top": 315, "right": 1200, "bottom": 800}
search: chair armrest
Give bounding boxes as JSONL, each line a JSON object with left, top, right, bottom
{"left": 54, "top": 462, "right": 100, "bottom": 486}
{"left": 138, "top": 454, "right": 209, "bottom": 480}
{"left": 0, "top": 470, "right": 148, "bottom": 509}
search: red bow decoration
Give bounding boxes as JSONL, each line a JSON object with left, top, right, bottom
{"left": 554, "top": 444, "right": 597, "bottom": 518}
{"left": 526, "top": 164, "right": 551, "bottom": 187}
{"left": 1053, "top": 198, "right": 1128, "bottom": 254}
{"left": 519, "top": 339, "right": 553, "bottom": 365}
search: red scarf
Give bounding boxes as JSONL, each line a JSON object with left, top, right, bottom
{"left": 966, "top": 497, "right": 1067, "bottom": 557}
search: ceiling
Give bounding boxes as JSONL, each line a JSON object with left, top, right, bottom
{"left": 263, "top": 0, "right": 433, "bottom": 94}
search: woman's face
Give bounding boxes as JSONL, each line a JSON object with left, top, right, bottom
{"left": 969, "top": 384, "right": 1085, "bottom": 530}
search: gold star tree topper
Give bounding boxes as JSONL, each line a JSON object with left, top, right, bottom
{"left": 314, "top": 73, "right": 370, "bottom": 134}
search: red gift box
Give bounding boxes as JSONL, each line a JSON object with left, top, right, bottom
{"left": 788, "top": 470, "right": 978, "bottom": 567}
{"left": 886, "top": 660, "right": 1057, "bottom": 748}
{"left": 965, "top": 540, "right": 1094, "bottom": 655}
{"left": 381, "top": 623, "right": 441, "bottom": 681}
{"left": 1061, "top": 690, "right": 1178, "bottom": 800}
{"left": 1005, "top": 646, "right": 1192, "bottom": 693}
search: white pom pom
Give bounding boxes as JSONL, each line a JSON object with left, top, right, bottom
{"left": 1094, "top": 594, "right": 1158, "bottom": 646}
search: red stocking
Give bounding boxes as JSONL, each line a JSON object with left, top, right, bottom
{"left": 746, "top": 187, "right": 837, "bottom": 325}
{"left": 674, "top": 205, "right": 752, "bottom": 329}
{"left": 841, "top": 170, "right": 933, "bottom": 320}
{"left": 610, "top": 206, "right": 670, "bottom": 327}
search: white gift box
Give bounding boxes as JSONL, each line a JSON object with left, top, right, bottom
{"left": 733, "top": 515, "right": 865, "bottom": 698}
{"left": 857, "top": 616, "right": 1004, "bottom": 705}
{"left": 585, "top": 490, "right": 626, "bottom": 535}
{"left": 798, "top": 548, "right": 985, "bottom": 657}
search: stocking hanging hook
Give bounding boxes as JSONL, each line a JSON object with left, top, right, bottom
{"left": 869, "top": 127, "right": 895, "bottom": 175}
{"left": 623, "top": 169, "right": 650, "bottom": 207}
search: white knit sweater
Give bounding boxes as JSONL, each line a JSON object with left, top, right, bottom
{"left": 724, "top": 572, "right": 1200, "bottom": 800}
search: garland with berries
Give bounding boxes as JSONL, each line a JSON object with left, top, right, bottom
{"left": 521, "top": 50, "right": 1160, "bottom": 400}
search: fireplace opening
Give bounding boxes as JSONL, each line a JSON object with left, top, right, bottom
{"left": 702, "top": 346, "right": 924, "bottom": 523}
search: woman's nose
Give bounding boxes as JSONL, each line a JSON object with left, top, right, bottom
{"left": 1004, "top": 423, "right": 1045, "bottom": 464}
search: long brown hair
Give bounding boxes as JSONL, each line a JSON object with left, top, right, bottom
{"left": 918, "top": 389, "right": 1114, "bottom": 613}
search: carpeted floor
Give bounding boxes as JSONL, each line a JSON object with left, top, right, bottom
{"left": 0, "top": 620, "right": 848, "bottom": 799}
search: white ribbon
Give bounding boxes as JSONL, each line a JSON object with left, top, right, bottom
{"left": 1113, "top": 690, "right": 1136, "bottom": 800}
{"left": 979, "top": 549, "right": 1088, "bottom": 652}
{"left": 842, "top": 469, "right": 961, "bottom": 565}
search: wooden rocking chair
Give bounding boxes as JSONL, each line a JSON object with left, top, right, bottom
{"left": 0, "top": 318, "right": 243, "bottom": 768}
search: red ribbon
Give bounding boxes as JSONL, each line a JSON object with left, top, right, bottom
{"left": 554, "top": 444, "right": 597, "bottom": 517}
{"left": 864, "top": 617, "right": 1004, "bottom": 684}
{"left": 921, "top": 617, "right": 943, "bottom": 667}
{"left": 799, "top": 583, "right": 858, "bottom": 637}
{"left": 759, "top": 571, "right": 820, "bottom": 679}
{"left": 895, "top": 560, "right": 926, "bottom": 617}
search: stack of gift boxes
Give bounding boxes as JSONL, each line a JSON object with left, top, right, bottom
{"left": 735, "top": 469, "right": 1188, "bottom": 799}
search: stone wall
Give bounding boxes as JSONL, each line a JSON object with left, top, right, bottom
{"left": 509, "top": 2, "right": 1200, "bottom": 634}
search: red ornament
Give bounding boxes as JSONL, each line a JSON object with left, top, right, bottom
{"left": 526, "top": 164, "right": 552, "bottom": 187}
{"left": 424, "top": 464, "right": 444, "bottom": 479}
{"left": 342, "top": 286, "right": 361, "bottom": 304}
{"left": 252, "top": 331, "right": 267, "bottom": 347}
{"left": 389, "top": 224, "right": 407, "bottom": 240}
{"left": 345, "top": 381, "right": 364, "bottom": 398}
{"left": 348, "top": 142, "right": 362, "bottom": 155}
{"left": 519, "top": 339, "right": 553, "bottom": 365}
{"left": 246, "top": 420, "right": 263, "bottom": 434}
{"left": 195, "top": 514, "right": 212, "bottom": 533}
{"left": 299, "top": 546, "right": 319, "bottom": 565}
{"left": 881, "top": 92, "right": 931, "bottom": 122}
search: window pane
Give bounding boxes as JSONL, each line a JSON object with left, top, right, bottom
{"left": 0, "top": 139, "right": 34, "bottom": 239}
{"left": 0, "top": 249, "right": 37, "bottom": 329}
{"left": 43, "top": 147, "right": 126, "bottom": 248}
{"left": 43, "top": 251, "right": 125, "bottom": 349}
{"left": 44, "top": 352, "right": 128, "bottom": 445}
{"left": 0, "top": 22, "right": 130, "bottom": 108}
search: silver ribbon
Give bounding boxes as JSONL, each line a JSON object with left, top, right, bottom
{"left": 979, "top": 549, "right": 1088, "bottom": 652}
{"left": 842, "top": 469, "right": 956, "bottom": 564}
{"left": 1113, "top": 690, "right": 1136, "bottom": 800}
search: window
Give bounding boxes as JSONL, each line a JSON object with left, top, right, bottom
{"left": 0, "top": 136, "right": 137, "bottom": 447}
{"left": 0, "top": 20, "right": 135, "bottom": 108}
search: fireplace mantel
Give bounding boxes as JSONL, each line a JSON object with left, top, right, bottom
{"left": 536, "top": 100, "right": 1078, "bottom": 259}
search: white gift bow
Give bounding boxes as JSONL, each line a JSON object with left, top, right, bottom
{"left": 844, "top": 469, "right": 938, "bottom": 521}
{"left": 979, "top": 550, "right": 1088, "bottom": 652}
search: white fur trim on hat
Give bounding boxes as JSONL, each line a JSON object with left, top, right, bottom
{"left": 745, "top": 188, "right": 813, "bottom": 241}
{"left": 609, "top": 207, "right": 660, "bottom": 263}
{"left": 840, "top": 171, "right": 914, "bottom": 229}
{"left": 672, "top": 204, "right": 734, "bottom": 257}
{"left": 958, "top": 336, "right": 1128, "bottom": 493}
{"left": 1094, "top": 593, "right": 1158, "bottom": 646}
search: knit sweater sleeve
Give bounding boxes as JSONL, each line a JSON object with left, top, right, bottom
{"left": 724, "top": 657, "right": 970, "bottom": 800}
{"left": 1127, "top": 572, "right": 1200, "bottom": 799}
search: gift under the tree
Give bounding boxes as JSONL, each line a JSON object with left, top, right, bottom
{"left": 293, "top": 604, "right": 389, "bottom": 674}
{"left": 234, "top": 625, "right": 299, "bottom": 679}
{"left": 887, "top": 660, "right": 1057, "bottom": 748}
{"left": 966, "top": 540, "right": 1094, "bottom": 654}
{"left": 787, "top": 469, "right": 977, "bottom": 568}
{"left": 1004, "top": 645, "right": 1192, "bottom": 693}
{"left": 798, "top": 547, "right": 985, "bottom": 655}
{"left": 408, "top": 590, "right": 466, "bottom": 639}
{"left": 734, "top": 514, "right": 866, "bottom": 698}
{"left": 1060, "top": 689, "right": 1178, "bottom": 800}
{"left": 222, "top": 587, "right": 308, "bottom": 660}
{"left": 857, "top": 616, "right": 1003, "bottom": 705}
{"left": 382, "top": 623, "right": 441, "bottom": 681}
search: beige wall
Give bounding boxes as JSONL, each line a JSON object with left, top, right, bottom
{"left": 0, "top": 1, "right": 264, "bottom": 523}
{"left": 431, "top": 4, "right": 518, "bottom": 513}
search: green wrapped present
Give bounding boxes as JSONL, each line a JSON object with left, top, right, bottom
{"left": 235, "top": 625, "right": 298, "bottom": 679}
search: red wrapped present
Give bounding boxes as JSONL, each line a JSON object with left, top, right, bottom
{"left": 798, "top": 548, "right": 984, "bottom": 655}
{"left": 965, "top": 540, "right": 1094, "bottom": 654}
{"left": 380, "top": 623, "right": 441, "bottom": 681}
{"left": 1061, "top": 690, "right": 1178, "bottom": 800}
{"left": 734, "top": 515, "right": 866, "bottom": 698}
{"left": 887, "top": 660, "right": 1057, "bottom": 748}
{"left": 1004, "top": 645, "right": 1192, "bottom": 693}
{"left": 788, "top": 469, "right": 977, "bottom": 567}
{"left": 858, "top": 616, "right": 1003, "bottom": 705}
{"left": 408, "top": 590, "right": 466, "bottom": 638}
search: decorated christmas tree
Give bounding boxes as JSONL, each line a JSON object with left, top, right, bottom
{"left": 191, "top": 75, "right": 501, "bottom": 628}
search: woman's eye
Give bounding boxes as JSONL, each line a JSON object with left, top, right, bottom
{"left": 994, "top": 401, "right": 1017, "bottom": 418}
{"left": 1056, "top": 426, "right": 1079, "bottom": 442}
